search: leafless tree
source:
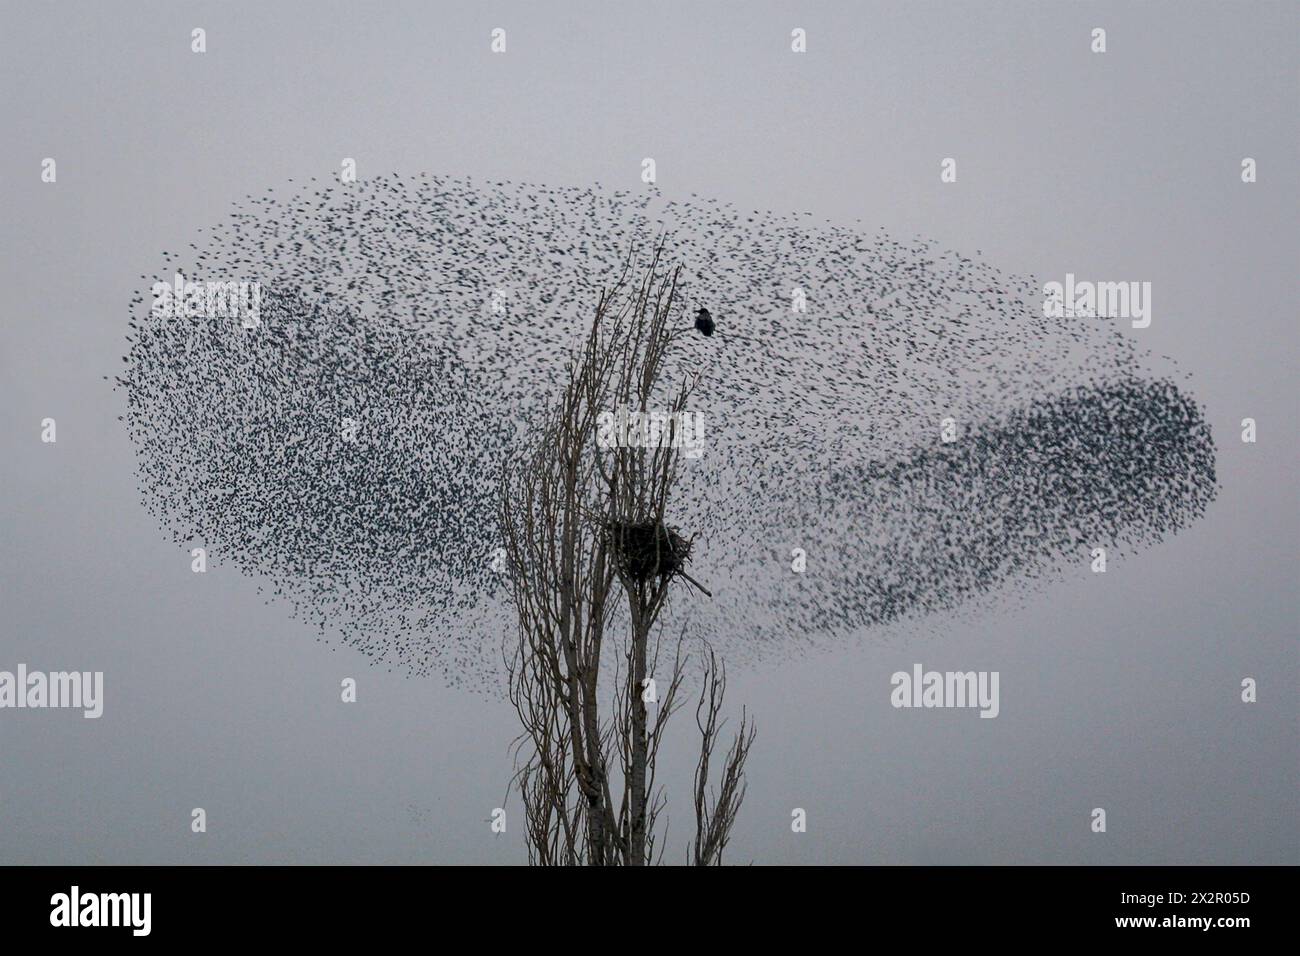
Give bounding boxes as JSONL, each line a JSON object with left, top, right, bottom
{"left": 499, "top": 240, "right": 756, "bottom": 865}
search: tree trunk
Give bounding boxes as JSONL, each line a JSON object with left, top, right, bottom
{"left": 626, "top": 586, "right": 649, "bottom": 865}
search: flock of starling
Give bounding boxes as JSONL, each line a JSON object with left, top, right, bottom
{"left": 117, "top": 173, "right": 1217, "bottom": 689}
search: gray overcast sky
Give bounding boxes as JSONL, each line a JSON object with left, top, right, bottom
{"left": 1, "top": 0, "right": 1296, "bottom": 864}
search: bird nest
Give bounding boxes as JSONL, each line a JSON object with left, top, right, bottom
{"left": 605, "top": 520, "right": 692, "bottom": 580}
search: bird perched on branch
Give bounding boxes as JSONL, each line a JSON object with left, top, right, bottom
{"left": 693, "top": 307, "right": 715, "bottom": 337}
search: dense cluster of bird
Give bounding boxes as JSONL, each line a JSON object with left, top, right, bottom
{"left": 117, "top": 173, "right": 1217, "bottom": 689}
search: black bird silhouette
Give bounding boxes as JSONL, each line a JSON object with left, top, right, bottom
{"left": 694, "top": 307, "right": 715, "bottom": 337}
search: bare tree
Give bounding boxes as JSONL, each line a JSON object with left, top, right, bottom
{"left": 499, "top": 240, "right": 756, "bottom": 865}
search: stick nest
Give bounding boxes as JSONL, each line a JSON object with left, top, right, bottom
{"left": 605, "top": 520, "right": 693, "bottom": 580}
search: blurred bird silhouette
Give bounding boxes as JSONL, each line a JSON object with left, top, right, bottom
{"left": 694, "top": 307, "right": 715, "bottom": 337}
